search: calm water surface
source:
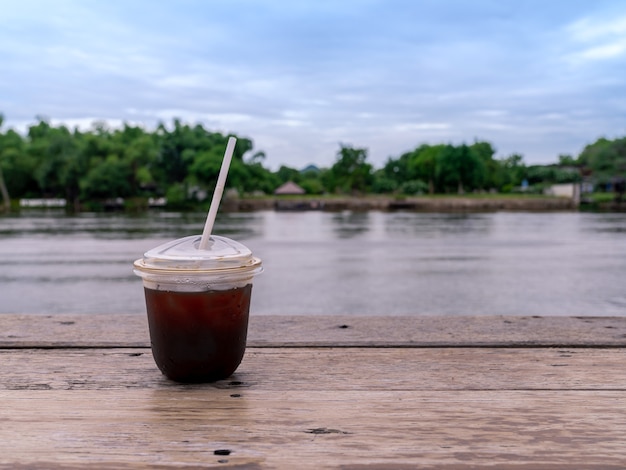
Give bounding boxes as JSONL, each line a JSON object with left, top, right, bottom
{"left": 1, "top": 209, "right": 625, "bottom": 316}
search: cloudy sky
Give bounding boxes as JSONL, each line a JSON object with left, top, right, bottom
{"left": 1, "top": 0, "right": 625, "bottom": 170}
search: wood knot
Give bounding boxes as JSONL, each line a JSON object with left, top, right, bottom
{"left": 305, "top": 427, "right": 350, "bottom": 435}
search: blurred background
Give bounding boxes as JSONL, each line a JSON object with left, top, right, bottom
{"left": 1, "top": 1, "right": 625, "bottom": 315}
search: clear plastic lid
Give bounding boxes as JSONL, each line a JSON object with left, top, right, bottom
{"left": 133, "top": 235, "right": 262, "bottom": 277}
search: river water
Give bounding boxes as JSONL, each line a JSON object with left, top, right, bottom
{"left": 1, "top": 209, "right": 625, "bottom": 316}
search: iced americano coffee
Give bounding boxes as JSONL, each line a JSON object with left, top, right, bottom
{"left": 133, "top": 235, "right": 262, "bottom": 382}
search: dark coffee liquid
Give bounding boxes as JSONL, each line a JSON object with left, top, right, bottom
{"left": 144, "top": 285, "right": 252, "bottom": 382}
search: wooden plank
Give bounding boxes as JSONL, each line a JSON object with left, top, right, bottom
{"left": 2, "top": 314, "right": 626, "bottom": 348}
{"left": 1, "top": 347, "right": 625, "bottom": 391}
{"left": 1, "top": 389, "right": 625, "bottom": 469}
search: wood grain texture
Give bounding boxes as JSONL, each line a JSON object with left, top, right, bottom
{"left": 2, "top": 314, "right": 626, "bottom": 468}
{"left": 1, "top": 347, "right": 625, "bottom": 392}
{"left": 1, "top": 389, "right": 625, "bottom": 469}
{"left": 2, "top": 314, "right": 626, "bottom": 347}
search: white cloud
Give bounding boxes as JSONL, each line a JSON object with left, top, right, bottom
{"left": 2, "top": 1, "right": 626, "bottom": 169}
{"left": 393, "top": 123, "right": 451, "bottom": 132}
{"left": 538, "top": 113, "right": 567, "bottom": 120}
{"left": 155, "top": 74, "right": 208, "bottom": 89}
{"left": 576, "top": 42, "right": 626, "bottom": 60}
{"left": 565, "top": 14, "right": 626, "bottom": 63}
{"left": 473, "top": 122, "right": 514, "bottom": 131}
{"left": 152, "top": 110, "right": 254, "bottom": 127}
{"left": 474, "top": 110, "right": 509, "bottom": 118}
{"left": 568, "top": 16, "right": 626, "bottom": 41}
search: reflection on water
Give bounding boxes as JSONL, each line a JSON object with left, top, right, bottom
{"left": 384, "top": 212, "right": 494, "bottom": 237}
{"left": 0, "top": 211, "right": 265, "bottom": 240}
{"left": 1, "top": 209, "right": 626, "bottom": 316}
{"left": 331, "top": 211, "right": 372, "bottom": 238}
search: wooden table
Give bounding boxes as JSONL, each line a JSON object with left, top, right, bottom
{"left": 2, "top": 314, "right": 626, "bottom": 469}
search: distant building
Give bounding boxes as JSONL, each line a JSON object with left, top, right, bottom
{"left": 274, "top": 181, "right": 306, "bottom": 195}
{"left": 544, "top": 183, "right": 581, "bottom": 205}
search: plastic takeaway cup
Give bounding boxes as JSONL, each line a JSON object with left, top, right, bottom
{"left": 133, "top": 235, "right": 262, "bottom": 382}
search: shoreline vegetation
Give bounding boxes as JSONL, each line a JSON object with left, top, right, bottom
{"left": 11, "top": 193, "right": 625, "bottom": 213}
{"left": 231, "top": 194, "right": 579, "bottom": 212}
{"left": 2, "top": 115, "right": 625, "bottom": 215}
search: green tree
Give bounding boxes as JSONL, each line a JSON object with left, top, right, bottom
{"left": 242, "top": 160, "right": 280, "bottom": 194}
{"left": 469, "top": 141, "right": 496, "bottom": 189}
{"left": 114, "top": 124, "right": 160, "bottom": 195}
{"left": 329, "top": 144, "right": 373, "bottom": 194}
{"left": 399, "top": 179, "right": 429, "bottom": 195}
{"left": 525, "top": 165, "right": 580, "bottom": 186}
{"left": 0, "top": 163, "right": 8, "bottom": 211}
{"left": 73, "top": 123, "right": 156, "bottom": 206}
{"left": 497, "top": 153, "right": 526, "bottom": 192}
{"left": 409, "top": 144, "right": 445, "bottom": 194}
{"left": 154, "top": 119, "right": 195, "bottom": 186}
{"left": 435, "top": 144, "right": 484, "bottom": 193}
{"left": 297, "top": 166, "right": 324, "bottom": 194}
{"left": 185, "top": 132, "right": 275, "bottom": 197}
{"left": 299, "top": 176, "right": 325, "bottom": 194}
{"left": 380, "top": 152, "right": 412, "bottom": 186}
{"left": 80, "top": 154, "right": 133, "bottom": 200}
{"left": 188, "top": 148, "right": 226, "bottom": 195}
{"left": 1, "top": 131, "right": 37, "bottom": 199}
{"left": 0, "top": 114, "right": 10, "bottom": 210}
{"left": 276, "top": 165, "right": 302, "bottom": 185}
{"left": 371, "top": 168, "right": 398, "bottom": 194}
{"left": 27, "top": 119, "right": 82, "bottom": 199}
{"left": 578, "top": 137, "right": 626, "bottom": 187}
{"left": 558, "top": 154, "right": 578, "bottom": 166}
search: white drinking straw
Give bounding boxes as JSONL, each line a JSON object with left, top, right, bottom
{"left": 199, "top": 136, "right": 237, "bottom": 250}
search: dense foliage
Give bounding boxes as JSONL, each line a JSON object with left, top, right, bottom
{"left": 578, "top": 137, "right": 626, "bottom": 187}
{"left": 1, "top": 113, "right": 623, "bottom": 210}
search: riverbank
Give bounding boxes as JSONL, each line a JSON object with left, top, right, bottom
{"left": 10, "top": 194, "right": 624, "bottom": 214}
{"left": 224, "top": 195, "right": 578, "bottom": 212}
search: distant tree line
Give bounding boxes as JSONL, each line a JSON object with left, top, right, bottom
{"left": 0, "top": 113, "right": 624, "bottom": 211}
